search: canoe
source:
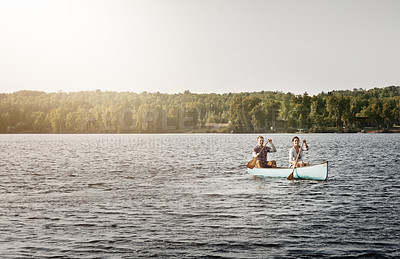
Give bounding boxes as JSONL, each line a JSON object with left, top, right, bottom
{"left": 247, "top": 162, "right": 328, "bottom": 181}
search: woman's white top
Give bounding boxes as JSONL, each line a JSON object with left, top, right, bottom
{"left": 289, "top": 145, "right": 308, "bottom": 166}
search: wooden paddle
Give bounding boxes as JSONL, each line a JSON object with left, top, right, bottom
{"left": 246, "top": 142, "right": 269, "bottom": 169}
{"left": 287, "top": 141, "right": 305, "bottom": 180}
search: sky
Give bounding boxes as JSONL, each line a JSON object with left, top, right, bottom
{"left": 0, "top": 0, "right": 399, "bottom": 95}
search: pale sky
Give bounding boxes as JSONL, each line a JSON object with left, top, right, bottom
{"left": 0, "top": 0, "right": 399, "bottom": 95}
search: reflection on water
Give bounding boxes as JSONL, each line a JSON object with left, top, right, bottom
{"left": 0, "top": 134, "right": 399, "bottom": 258}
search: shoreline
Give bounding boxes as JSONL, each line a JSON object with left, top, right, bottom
{"left": 1, "top": 130, "right": 399, "bottom": 134}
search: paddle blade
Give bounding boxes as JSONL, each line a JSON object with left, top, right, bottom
{"left": 246, "top": 158, "right": 257, "bottom": 169}
{"left": 287, "top": 166, "right": 296, "bottom": 180}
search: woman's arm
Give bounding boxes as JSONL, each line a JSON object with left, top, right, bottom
{"left": 302, "top": 140, "right": 309, "bottom": 151}
{"left": 289, "top": 148, "right": 295, "bottom": 164}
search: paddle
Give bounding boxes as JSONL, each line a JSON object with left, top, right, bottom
{"left": 287, "top": 141, "right": 305, "bottom": 180}
{"left": 246, "top": 141, "right": 269, "bottom": 169}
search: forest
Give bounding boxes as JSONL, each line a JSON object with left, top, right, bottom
{"left": 0, "top": 86, "right": 399, "bottom": 133}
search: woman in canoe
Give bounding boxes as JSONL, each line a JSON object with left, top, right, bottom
{"left": 289, "top": 136, "right": 309, "bottom": 167}
{"left": 252, "top": 136, "right": 277, "bottom": 168}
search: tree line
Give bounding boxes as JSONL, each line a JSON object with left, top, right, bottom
{"left": 0, "top": 86, "right": 399, "bottom": 133}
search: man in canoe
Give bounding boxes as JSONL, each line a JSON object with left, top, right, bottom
{"left": 289, "top": 136, "right": 309, "bottom": 167}
{"left": 252, "top": 136, "right": 277, "bottom": 168}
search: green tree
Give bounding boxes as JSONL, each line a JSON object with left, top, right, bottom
{"left": 290, "top": 93, "right": 312, "bottom": 129}
{"left": 382, "top": 98, "right": 398, "bottom": 128}
{"left": 310, "top": 95, "right": 328, "bottom": 129}
{"left": 363, "top": 99, "right": 383, "bottom": 129}
{"left": 326, "top": 95, "right": 351, "bottom": 129}
{"left": 33, "top": 111, "right": 50, "bottom": 132}
{"left": 229, "top": 96, "right": 261, "bottom": 132}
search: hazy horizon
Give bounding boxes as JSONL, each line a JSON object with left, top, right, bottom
{"left": 1, "top": 0, "right": 399, "bottom": 95}
{"left": 0, "top": 85, "right": 395, "bottom": 96}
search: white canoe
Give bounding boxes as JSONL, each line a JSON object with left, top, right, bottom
{"left": 247, "top": 162, "right": 328, "bottom": 181}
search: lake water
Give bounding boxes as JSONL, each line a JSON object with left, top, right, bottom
{"left": 0, "top": 133, "right": 399, "bottom": 258}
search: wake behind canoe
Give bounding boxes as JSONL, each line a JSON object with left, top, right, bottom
{"left": 247, "top": 162, "right": 328, "bottom": 181}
